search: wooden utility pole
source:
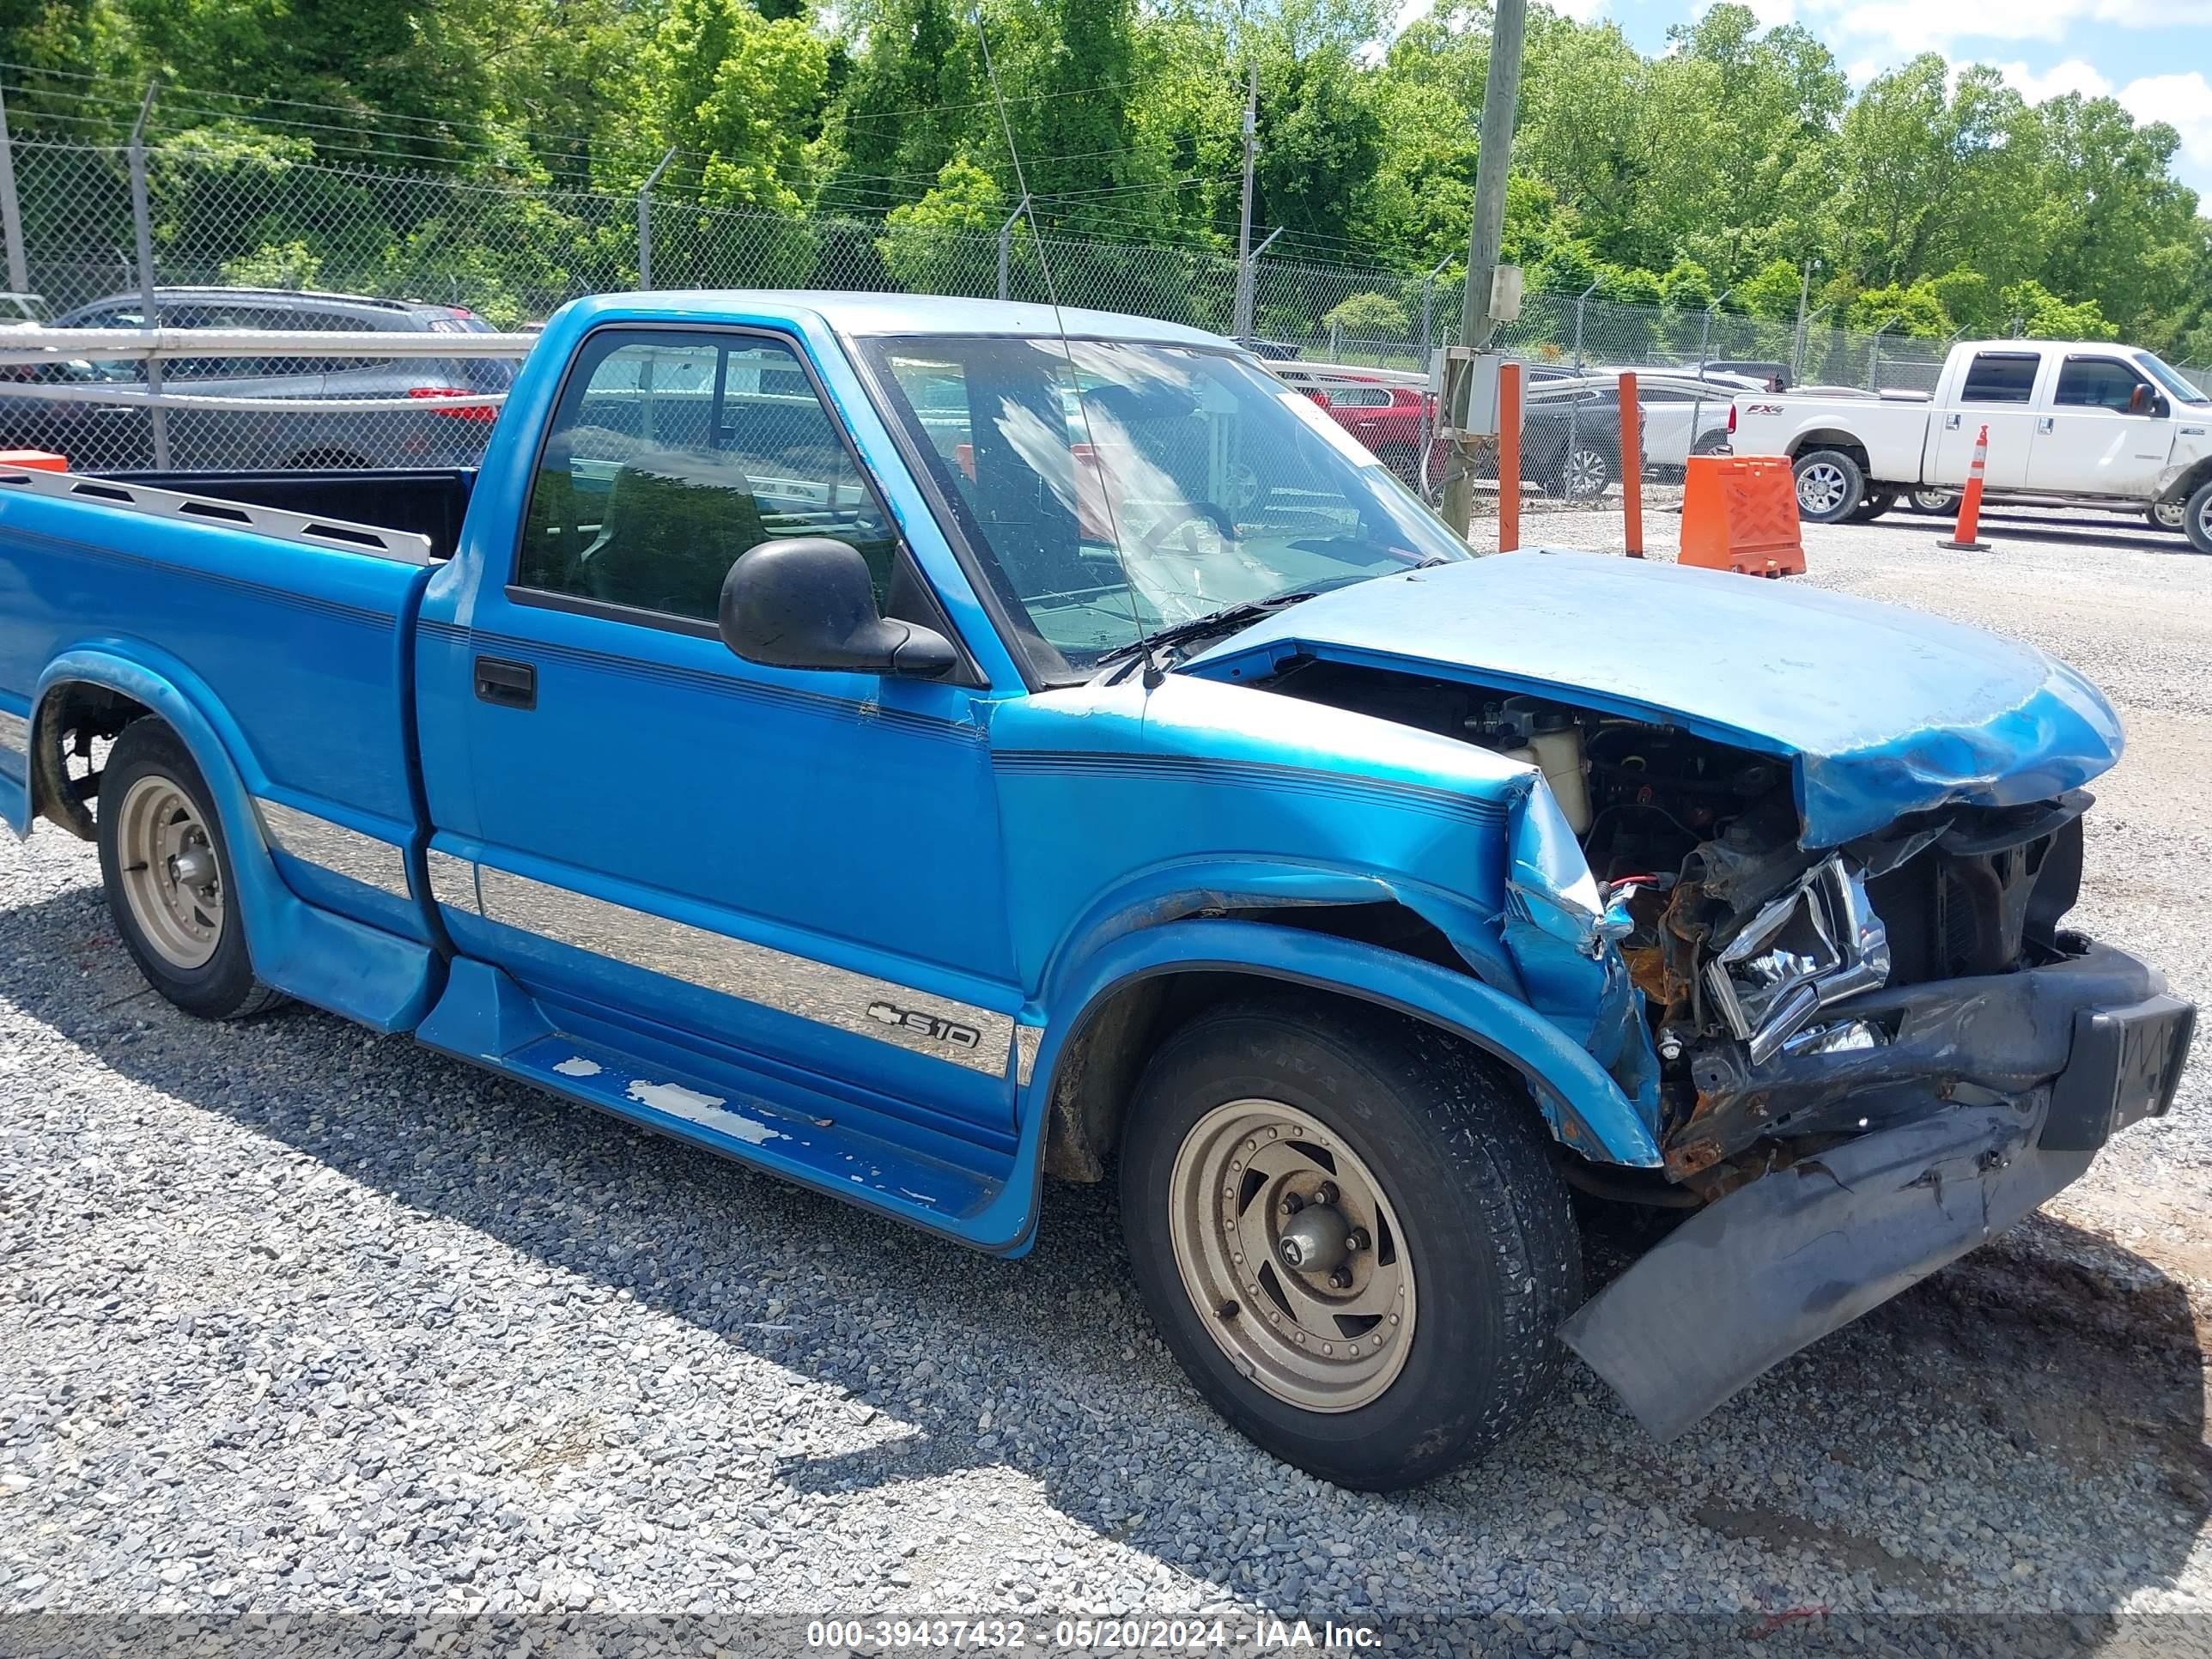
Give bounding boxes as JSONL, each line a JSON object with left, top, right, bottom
{"left": 1233, "top": 61, "right": 1260, "bottom": 342}
{"left": 1440, "top": 0, "right": 1529, "bottom": 537}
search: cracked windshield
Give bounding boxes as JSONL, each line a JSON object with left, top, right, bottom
{"left": 865, "top": 336, "right": 1468, "bottom": 674}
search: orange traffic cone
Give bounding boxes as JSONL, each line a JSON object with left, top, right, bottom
{"left": 1937, "top": 425, "right": 1990, "bottom": 550}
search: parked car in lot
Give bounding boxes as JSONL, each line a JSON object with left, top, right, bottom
{"left": 1288, "top": 365, "right": 1633, "bottom": 498}
{"left": 1729, "top": 338, "right": 2212, "bottom": 549}
{"left": 0, "top": 292, "right": 2190, "bottom": 1492}
{"left": 0, "top": 287, "right": 516, "bottom": 473}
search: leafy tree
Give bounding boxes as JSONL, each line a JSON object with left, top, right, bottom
{"left": 877, "top": 157, "right": 1004, "bottom": 292}
{"left": 1322, "top": 290, "right": 1408, "bottom": 340}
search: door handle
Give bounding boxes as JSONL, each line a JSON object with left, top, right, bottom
{"left": 2036, "top": 416, "right": 2053, "bottom": 434}
{"left": 1944, "top": 413, "right": 1961, "bottom": 430}
{"left": 474, "top": 655, "right": 537, "bottom": 710}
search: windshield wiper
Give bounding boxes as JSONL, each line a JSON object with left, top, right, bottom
{"left": 1094, "top": 586, "right": 1327, "bottom": 672}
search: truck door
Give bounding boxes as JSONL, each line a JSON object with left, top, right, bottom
{"left": 422, "top": 325, "right": 1020, "bottom": 1134}
{"left": 1929, "top": 349, "right": 2044, "bottom": 490}
{"left": 2029, "top": 354, "right": 2173, "bottom": 500}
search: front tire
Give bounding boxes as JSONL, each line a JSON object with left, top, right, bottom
{"left": 1846, "top": 489, "right": 1896, "bottom": 523}
{"left": 97, "top": 720, "right": 283, "bottom": 1020}
{"left": 1559, "top": 442, "right": 1613, "bottom": 501}
{"left": 1119, "top": 995, "right": 1582, "bottom": 1491}
{"left": 1792, "top": 448, "right": 1864, "bottom": 523}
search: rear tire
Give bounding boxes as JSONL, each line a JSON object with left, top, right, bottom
{"left": 1792, "top": 448, "right": 1864, "bottom": 523}
{"left": 2151, "top": 497, "right": 2188, "bottom": 532}
{"left": 2186, "top": 480, "right": 2212, "bottom": 557}
{"left": 97, "top": 720, "right": 283, "bottom": 1021}
{"left": 1119, "top": 994, "right": 1581, "bottom": 1491}
{"left": 1908, "top": 486, "right": 1957, "bottom": 515}
{"left": 1559, "top": 442, "right": 1613, "bottom": 501}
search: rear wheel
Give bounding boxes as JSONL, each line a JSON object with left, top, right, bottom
{"left": 1119, "top": 995, "right": 1581, "bottom": 1491}
{"left": 2151, "top": 497, "right": 2188, "bottom": 532}
{"left": 2186, "top": 480, "right": 2212, "bottom": 557}
{"left": 97, "top": 720, "right": 283, "bottom": 1020}
{"left": 1792, "top": 448, "right": 1864, "bottom": 523}
{"left": 1908, "top": 486, "right": 1957, "bottom": 514}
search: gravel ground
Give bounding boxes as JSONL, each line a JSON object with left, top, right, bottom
{"left": 3, "top": 501, "right": 2209, "bottom": 1656}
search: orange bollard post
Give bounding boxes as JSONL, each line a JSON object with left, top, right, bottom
{"left": 1498, "top": 361, "right": 1522, "bottom": 554}
{"left": 1937, "top": 424, "right": 1990, "bottom": 550}
{"left": 1618, "top": 371, "right": 1644, "bottom": 558}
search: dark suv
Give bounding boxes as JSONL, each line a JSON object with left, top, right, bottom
{"left": 3, "top": 288, "right": 515, "bottom": 472}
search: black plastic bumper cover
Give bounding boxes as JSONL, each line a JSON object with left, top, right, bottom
{"left": 1559, "top": 981, "right": 2193, "bottom": 1442}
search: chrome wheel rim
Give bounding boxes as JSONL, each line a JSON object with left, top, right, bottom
{"left": 1913, "top": 488, "right": 1955, "bottom": 512}
{"left": 1564, "top": 447, "right": 1608, "bottom": 498}
{"left": 2199, "top": 495, "right": 2212, "bottom": 544}
{"left": 116, "top": 774, "right": 222, "bottom": 969}
{"left": 1166, "top": 1098, "right": 1416, "bottom": 1413}
{"left": 2157, "top": 497, "right": 2190, "bottom": 531}
{"left": 1797, "top": 462, "right": 1848, "bottom": 515}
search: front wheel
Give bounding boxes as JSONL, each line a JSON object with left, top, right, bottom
{"left": 1558, "top": 442, "right": 1613, "bottom": 501}
{"left": 97, "top": 719, "right": 283, "bottom": 1020}
{"left": 1119, "top": 996, "right": 1582, "bottom": 1491}
{"left": 1846, "top": 489, "right": 1896, "bottom": 523}
{"left": 1792, "top": 448, "right": 1864, "bottom": 523}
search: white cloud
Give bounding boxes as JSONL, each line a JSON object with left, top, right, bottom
{"left": 1832, "top": 0, "right": 2212, "bottom": 53}
{"left": 1993, "top": 58, "right": 2112, "bottom": 102}
{"left": 2119, "top": 71, "right": 2212, "bottom": 176}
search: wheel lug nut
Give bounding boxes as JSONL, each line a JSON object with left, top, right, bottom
{"left": 1315, "top": 1182, "right": 1339, "bottom": 1206}
{"left": 1279, "top": 1194, "right": 1304, "bottom": 1216}
{"left": 1328, "top": 1267, "right": 1352, "bottom": 1290}
{"left": 1346, "top": 1227, "right": 1370, "bottom": 1253}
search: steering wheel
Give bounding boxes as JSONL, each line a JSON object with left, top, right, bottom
{"left": 1137, "top": 501, "right": 1243, "bottom": 556}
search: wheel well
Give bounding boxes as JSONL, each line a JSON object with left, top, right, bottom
{"left": 30, "top": 680, "right": 154, "bottom": 840}
{"left": 1788, "top": 430, "right": 1870, "bottom": 475}
{"left": 1039, "top": 905, "right": 1545, "bottom": 1184}
{"left": 2164, "top": 458, "right": 2212, "bottom": 506}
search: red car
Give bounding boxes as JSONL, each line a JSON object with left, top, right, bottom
{"left": 1301, "top": 378, "right": 1436, "bottom": 485}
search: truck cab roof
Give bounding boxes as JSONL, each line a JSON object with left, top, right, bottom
{"left": 573, "top": 289, "right": 1236, "bottom": 349}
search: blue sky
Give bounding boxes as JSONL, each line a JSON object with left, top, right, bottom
{"left": 1398, "top": 0, "right": 2212, "bottom": 202}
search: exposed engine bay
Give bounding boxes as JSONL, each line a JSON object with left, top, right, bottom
{"left": 1253, "top": 656, "right": 2094, "bottom": 1186}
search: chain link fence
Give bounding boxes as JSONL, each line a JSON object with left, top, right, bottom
{"left": 1, "top": 105, "right": 2205, "bottom": 487}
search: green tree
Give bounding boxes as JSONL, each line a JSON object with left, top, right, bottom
{"left": 877, "top": 157, "right": 1004, "bottom": 292}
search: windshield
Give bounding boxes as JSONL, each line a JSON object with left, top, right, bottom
{"left": 2136, "top": 352, "right": 2211, "bottom": 406}
{"left": 860, "top": 335, "right": 1468, "bottom": 677}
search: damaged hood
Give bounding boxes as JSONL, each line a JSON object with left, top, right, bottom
{"left": 1190, "top": 550, "right": 2124, "bottom": 848}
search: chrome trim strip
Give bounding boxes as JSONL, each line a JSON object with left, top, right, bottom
{"left": 476, "top": 864, "right": 1014, "bottom": 1077}
{"left": 0, "top": 708, "right": 27, "bottom": 753}
{"left": 1015, "top": 1024, "right": 1044, "bottom": 1089}
{"left": 425, "top": 848, "right": 480, "bottom": 915}
{"left": 255, "top": 799, "right": 411, "bottom": 899}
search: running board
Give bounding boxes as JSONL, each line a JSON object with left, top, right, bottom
{"left": 416, "top": 958, "right": 1016, "bottom": 1244}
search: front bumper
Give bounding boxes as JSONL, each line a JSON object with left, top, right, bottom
{"left": 1559, "top": 947, "right": 2193, "bottom": 1440}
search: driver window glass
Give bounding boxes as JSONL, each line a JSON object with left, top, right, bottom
{"left": 2054, "top": 358, "right": 2148, "bottom": 411}
{"left": 517, "top": 330, "right": 896, "bottom": 625}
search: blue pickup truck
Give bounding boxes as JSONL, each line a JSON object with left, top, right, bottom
{"left": 0, "top": 293, "right": 2192, "bottom": 1491}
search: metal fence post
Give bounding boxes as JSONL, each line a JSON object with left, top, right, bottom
{"left": 0, "top": 85, "right": 27, "bottom": 296}
{"left": 1418, "top": 252, "right": 1452, "bottom": 366}
{"left": 1697, "top": 289, "right": 1729, "bottom": 376}
{"left": 996, "top": 194, "right": 1028, "bottom": 302}
{"left": 1234, "top": 225, "right": 1282, "bottom": 343}
{"left": 1867, "top": 317, "right": 1896, "bottom": 390}
{"left": 127, "top": 82, "right": 169, "bottom": 471}
{"left": 636, "top": 149, "right": 676, "bottom": 289}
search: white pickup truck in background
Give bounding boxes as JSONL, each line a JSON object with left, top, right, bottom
{"left": 1728, "top": 339, "right": 2212, "bottom": 551}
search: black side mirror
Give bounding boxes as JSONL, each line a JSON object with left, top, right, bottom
{"left": 719, "top": 537, "right": 958, "bottom": 679}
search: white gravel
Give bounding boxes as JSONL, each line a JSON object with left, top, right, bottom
{"left": 2, "top": 501, "right": 2208, "bottom": 1655}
